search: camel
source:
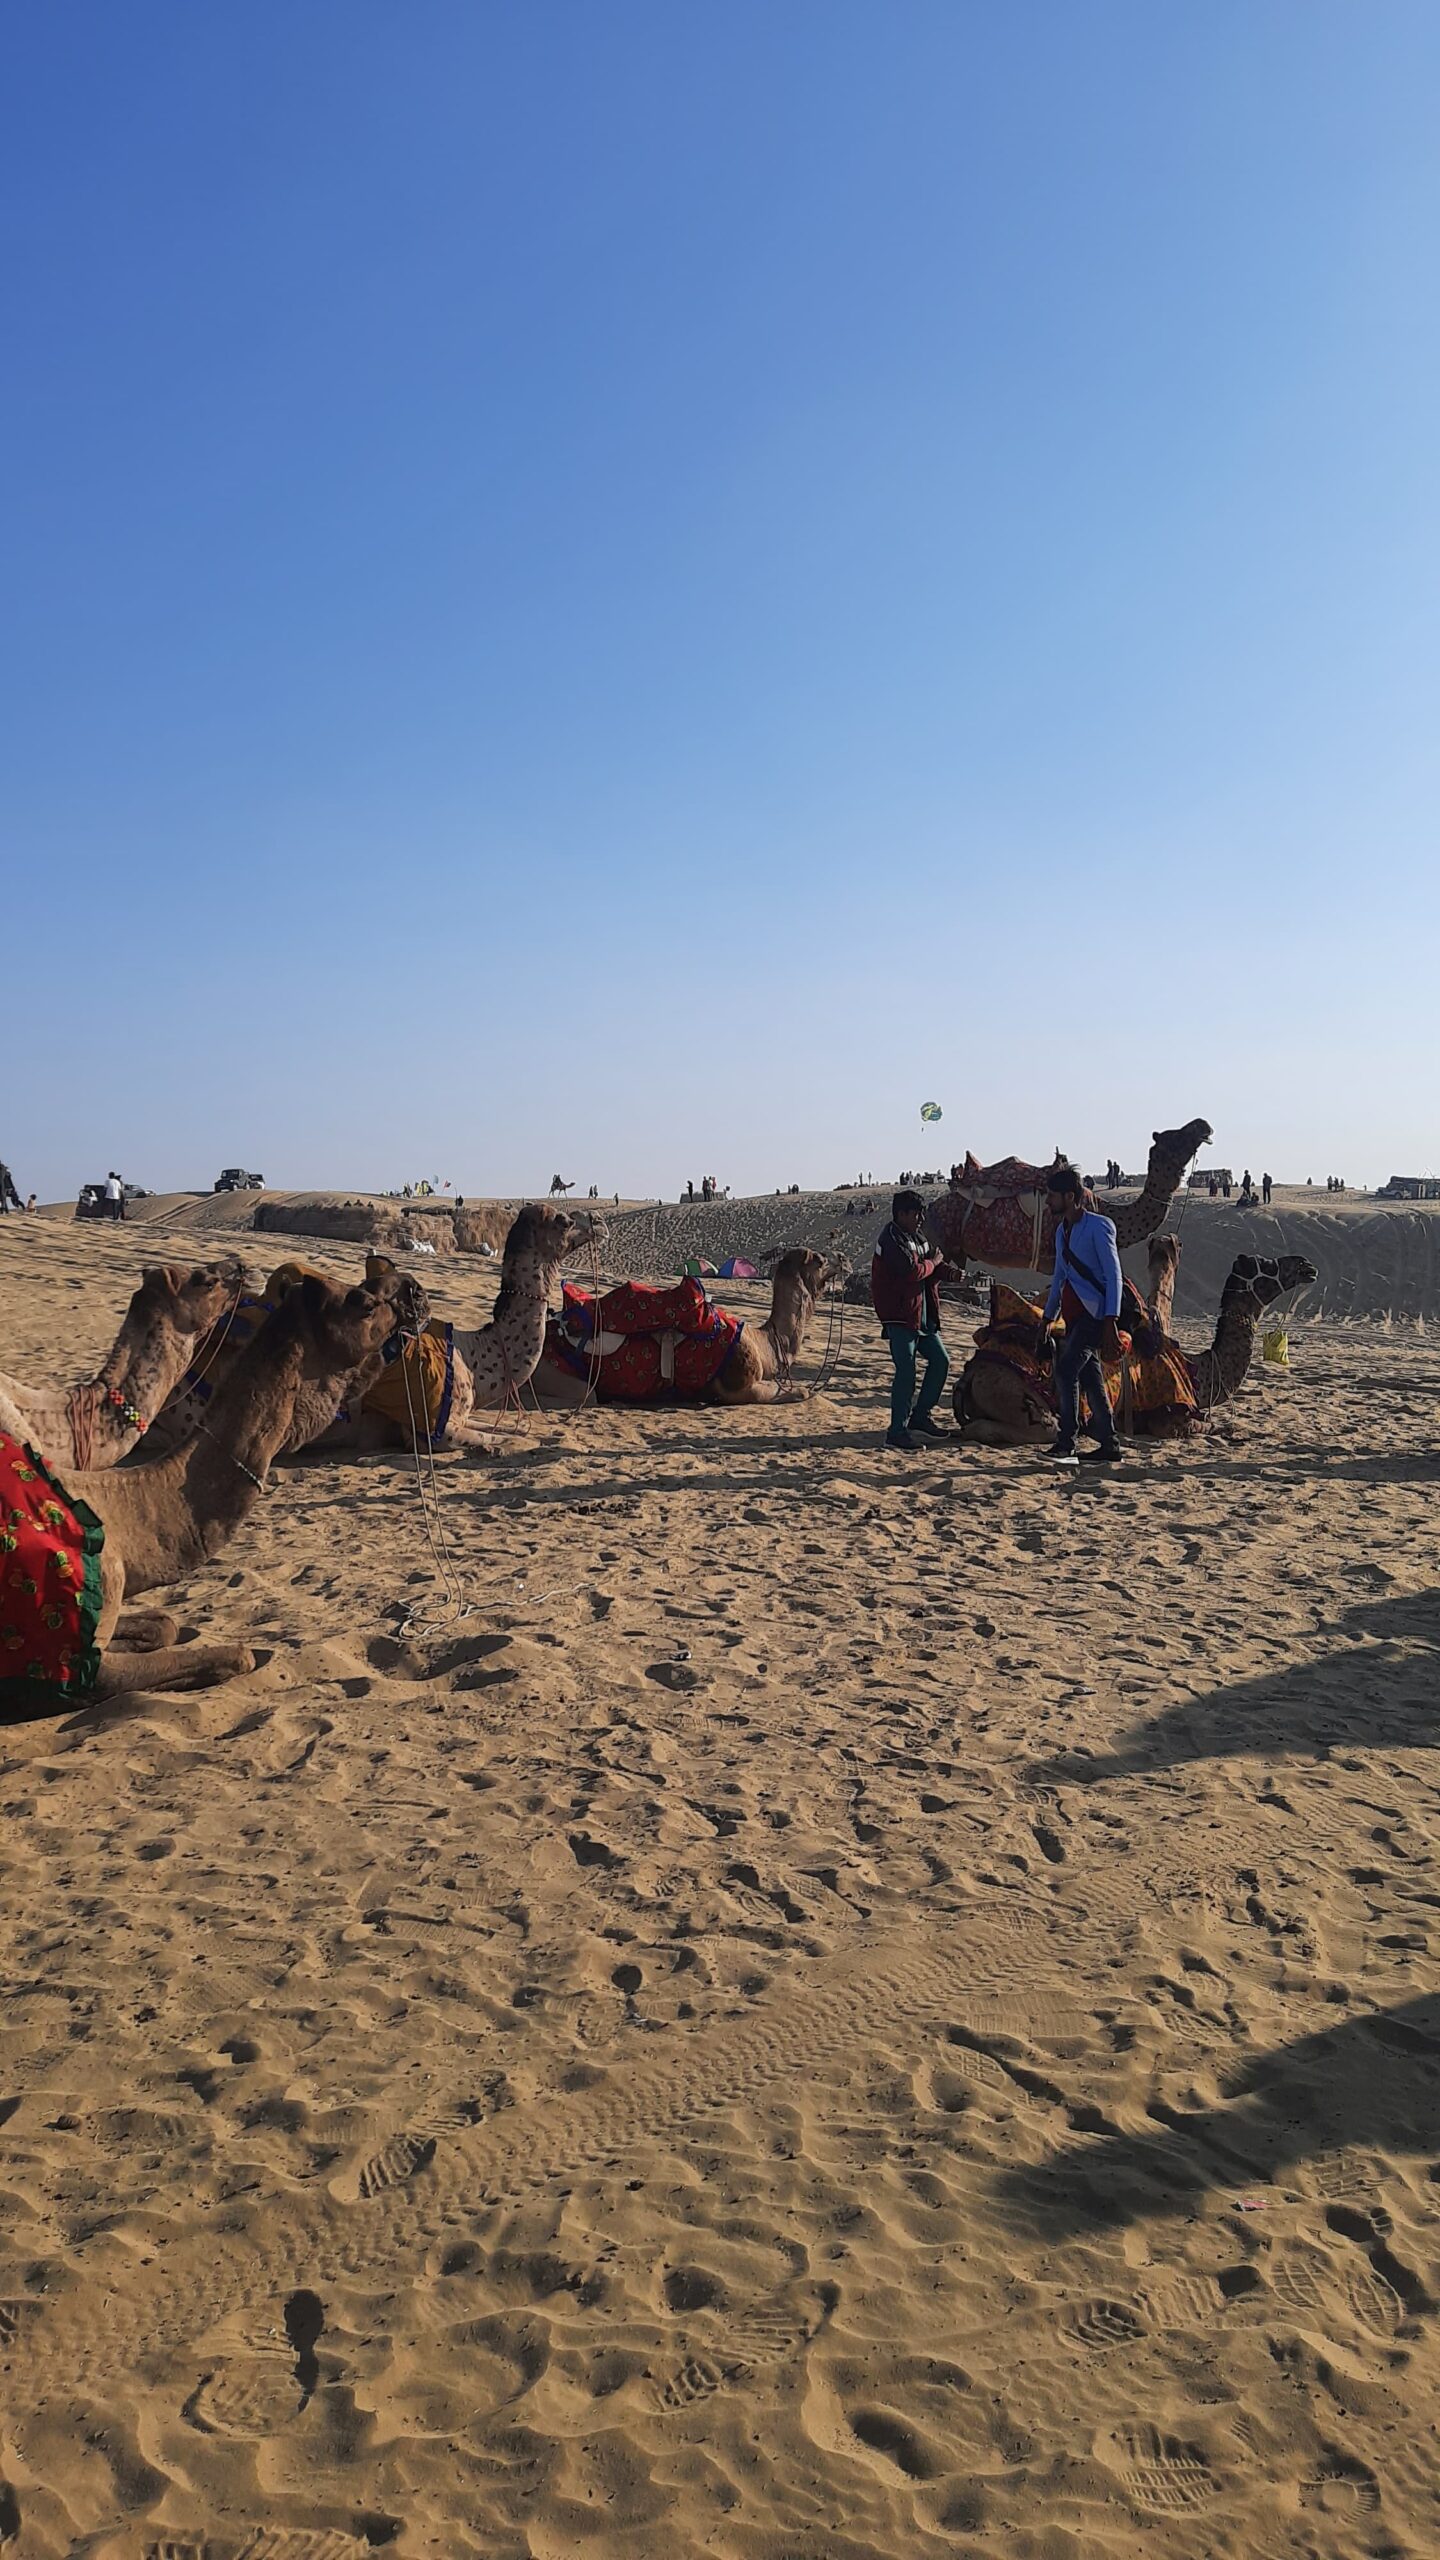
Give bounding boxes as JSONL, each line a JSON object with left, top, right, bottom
{"left": 145, "top": 1205, "right": 585, "bottom": 1454}
{"left": 143, "top": 1257, "right": 434, "bottom": 1458}
{"left": 927, "top": 1118, "right": 1213, "bottom": 1275}
{"left": 525, "top": 1246, "right": 847, "bottom": 1407}
{"left": 1183, "top": 1252, "right": 1317, "bottom": 1418}
{"left": 0, "top": 1274, "right": 403, "bottom": 1717}
{"left": 0, "top": 1259, "right": 249, "bottom": 1473}
{"left": 342, "top": 1204, "right": 588, "bottom": 1444}
{"left": 954, "top": 1243, "right": 1317, "bottom": 1445}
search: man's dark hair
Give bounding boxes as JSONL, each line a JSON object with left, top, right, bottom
{"left": 893, "top": 1188, "right": 927, "bottom": 1219}
{"left": 1046, "top": 1163, "right": 1084, "bottom": 1198}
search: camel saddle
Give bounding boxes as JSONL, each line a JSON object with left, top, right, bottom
{"left": 547, "top": 1277, "right": 742, "bottom": 1403}
{"left": 0, "top": 1433, "right": 104, "bottom": 1711}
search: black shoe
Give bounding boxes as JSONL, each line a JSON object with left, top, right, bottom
{"left": 907, "top": 1412, "right": 949, "bottom": 1438}
{"left": 1079, "top": 1443, "right": 1125, "bottom": 1464}
{"left": 1043, "top": 1442, "right": 1079, "bottom": 1467}
{"left": 886, "top": 1428, "right": 917, "bottom": 1451}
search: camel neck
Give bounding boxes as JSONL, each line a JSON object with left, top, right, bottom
{"left": 75, "top": 1330, "right": 307, "bottom": 1597}
{"left": 1110, "top": 1143, "right": 1189, "bottom": 1253}
{"left": 1189, "top": 1301, "right": 1256, "bottom": 1410}
{"left": 765, "top": 1283, "right": 815, "bottom": 1364}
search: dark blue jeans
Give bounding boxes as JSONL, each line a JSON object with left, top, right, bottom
{"left": 1055, "top": 1310, "right": 1118, "bottom": 1452}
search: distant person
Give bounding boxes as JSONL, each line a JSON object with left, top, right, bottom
{"left": 1221, "top": 1175, "right": 1231, "bottom": 1200}
{"left": 1040, "top": 1165, "right": 1124, "bottom": 1468}
{"left": 871, "top": 1189, "right": 951, "bottom": 1452}
{"left": 1208, "top": 1176, "right": 1219, "bottom": 1199}
{"left": 105, "top": 1170, "right": 125, "bottom": 1222}
{"left": 0, "top": 1161, "right": 20, "bottom": 1214}
{"left": 24, "top": 1193, "right": 36, "bottom": 1214}
{"left": 1242, "top": 1169, "right": 1252, "bottom": 1193}
{"left": 1262, "top": 1172, "right": 1272, "bottom": 1205}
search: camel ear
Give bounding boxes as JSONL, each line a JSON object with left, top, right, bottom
{"left": 299, "top": 1274, "right": 331, "bottom": 1318}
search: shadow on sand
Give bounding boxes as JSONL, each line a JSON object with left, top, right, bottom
{"left": 996, "top": 1993, "right": 1440, "bottom": 2252}
{"left": 1028, "top": 1588, "right": 1440, "bottom": 1787}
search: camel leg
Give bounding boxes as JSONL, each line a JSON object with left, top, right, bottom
{"left": 91, "top": 1642, "right": 256, "bottom": 1700}
{"left": 112, "top": 1609, "right": 180, "bottom": 1651}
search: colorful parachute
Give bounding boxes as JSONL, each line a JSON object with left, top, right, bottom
{"left": 919, "top": 1100, "right": 943, "bottom": 1124}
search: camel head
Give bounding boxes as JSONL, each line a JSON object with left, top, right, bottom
{"left": 288, "top": 1273, "right": 403, "bottom": 1374}
{"left": 361, "top": 1253, "right": 432, "bottom": 1337}
{"left": 506, "top": 1203, "right": 588, "bottom": 1272}
{"left": 137, "top": 1257, "right": 251, "bottom": 1339}
{"left": 1151, "top": 1118, "right": 1214, "bottom": 1162}
{"left": 99, "top": 1258, "right": 251, "bottom": 1392}
{"left": 1220, "top": 1252, "right": 1317, "bottom": 1318}
{"left": 1146, "top": 1234, "right": 1180, "bottom": 1285}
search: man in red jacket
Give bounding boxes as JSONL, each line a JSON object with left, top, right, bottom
{"left": 871, "top": 1189, "right": 951, "bottom": 1450}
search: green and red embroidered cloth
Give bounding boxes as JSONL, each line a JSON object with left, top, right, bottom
{"left": 0, "top": 1433, "right": 104, "bottom": 1710}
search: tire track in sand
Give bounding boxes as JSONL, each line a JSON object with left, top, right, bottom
{"left": 14, "top": 1915, "right": 1101, "bottom": 2395}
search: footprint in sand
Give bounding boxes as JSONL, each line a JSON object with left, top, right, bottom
{"left": 651, "top": 2284, "right": 828, "bottom": 2413}
{"left": 1104, "top": 2423, "right": 1221, "bottom": 2512}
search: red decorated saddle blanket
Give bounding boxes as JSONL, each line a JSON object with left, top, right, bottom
{"left": 547, "top": 1278, "right": 743, "bottom": 1402}
{"left": 945, "top": 1152, "right": 1066, "bottom": 1272}
{"left": 0, "top": 1434, "right": 104, "bottom": 1710}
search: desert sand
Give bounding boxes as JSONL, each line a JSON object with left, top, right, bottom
{"left": 2, "top": 1205, "right": 1439, "bottom": 2559}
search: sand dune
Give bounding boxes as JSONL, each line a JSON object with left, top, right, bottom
{"left": 1, "top": 1210, "right": 1438, "bottom": 2557}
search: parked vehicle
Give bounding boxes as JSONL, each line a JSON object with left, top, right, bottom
{"left": 214, "top": 1168, "right": 266, "bottom": 1192}
{"left": 76, "top": 1181, "right": 151, "bottom": 1220}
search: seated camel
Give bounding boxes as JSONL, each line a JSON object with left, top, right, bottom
{"left": 0, "top": 1259, "right": 248, "bottom": 1472}
{"left": 146, "top": 1205, "right": 583, "bottom": 1453}
{"left": 526, "top": 1247, "right": 847, "bottom": 1406}
{"left": 955, "top": 1241, "right": 1317, "bottom": 1445}
{"left": 0, "top": 1273, "right": 403, "bottom": 1718}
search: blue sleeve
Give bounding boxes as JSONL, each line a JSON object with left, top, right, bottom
{"left": 1095, "top": 1217, "right": 1123, "bottom": 1319}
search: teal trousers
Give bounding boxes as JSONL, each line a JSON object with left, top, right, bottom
{"left": 884, "top": 1323, "right": 950, "bottom": 1434}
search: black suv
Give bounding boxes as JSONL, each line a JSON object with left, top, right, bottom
{"left": 214, "top": 1168, "right": 266, "bottom": 1192}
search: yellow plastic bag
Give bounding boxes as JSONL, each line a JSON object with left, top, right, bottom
{"left": 1262, "top": 1325, "right": 1290, "bottom": 1368}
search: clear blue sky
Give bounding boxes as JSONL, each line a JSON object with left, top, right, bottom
{"left": 6, "top": 3, "right": 1436, "bottom": 1200}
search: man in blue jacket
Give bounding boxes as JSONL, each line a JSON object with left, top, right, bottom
{"left": 1041, "top": 1165, "right": 1125, "bottom": 1467}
